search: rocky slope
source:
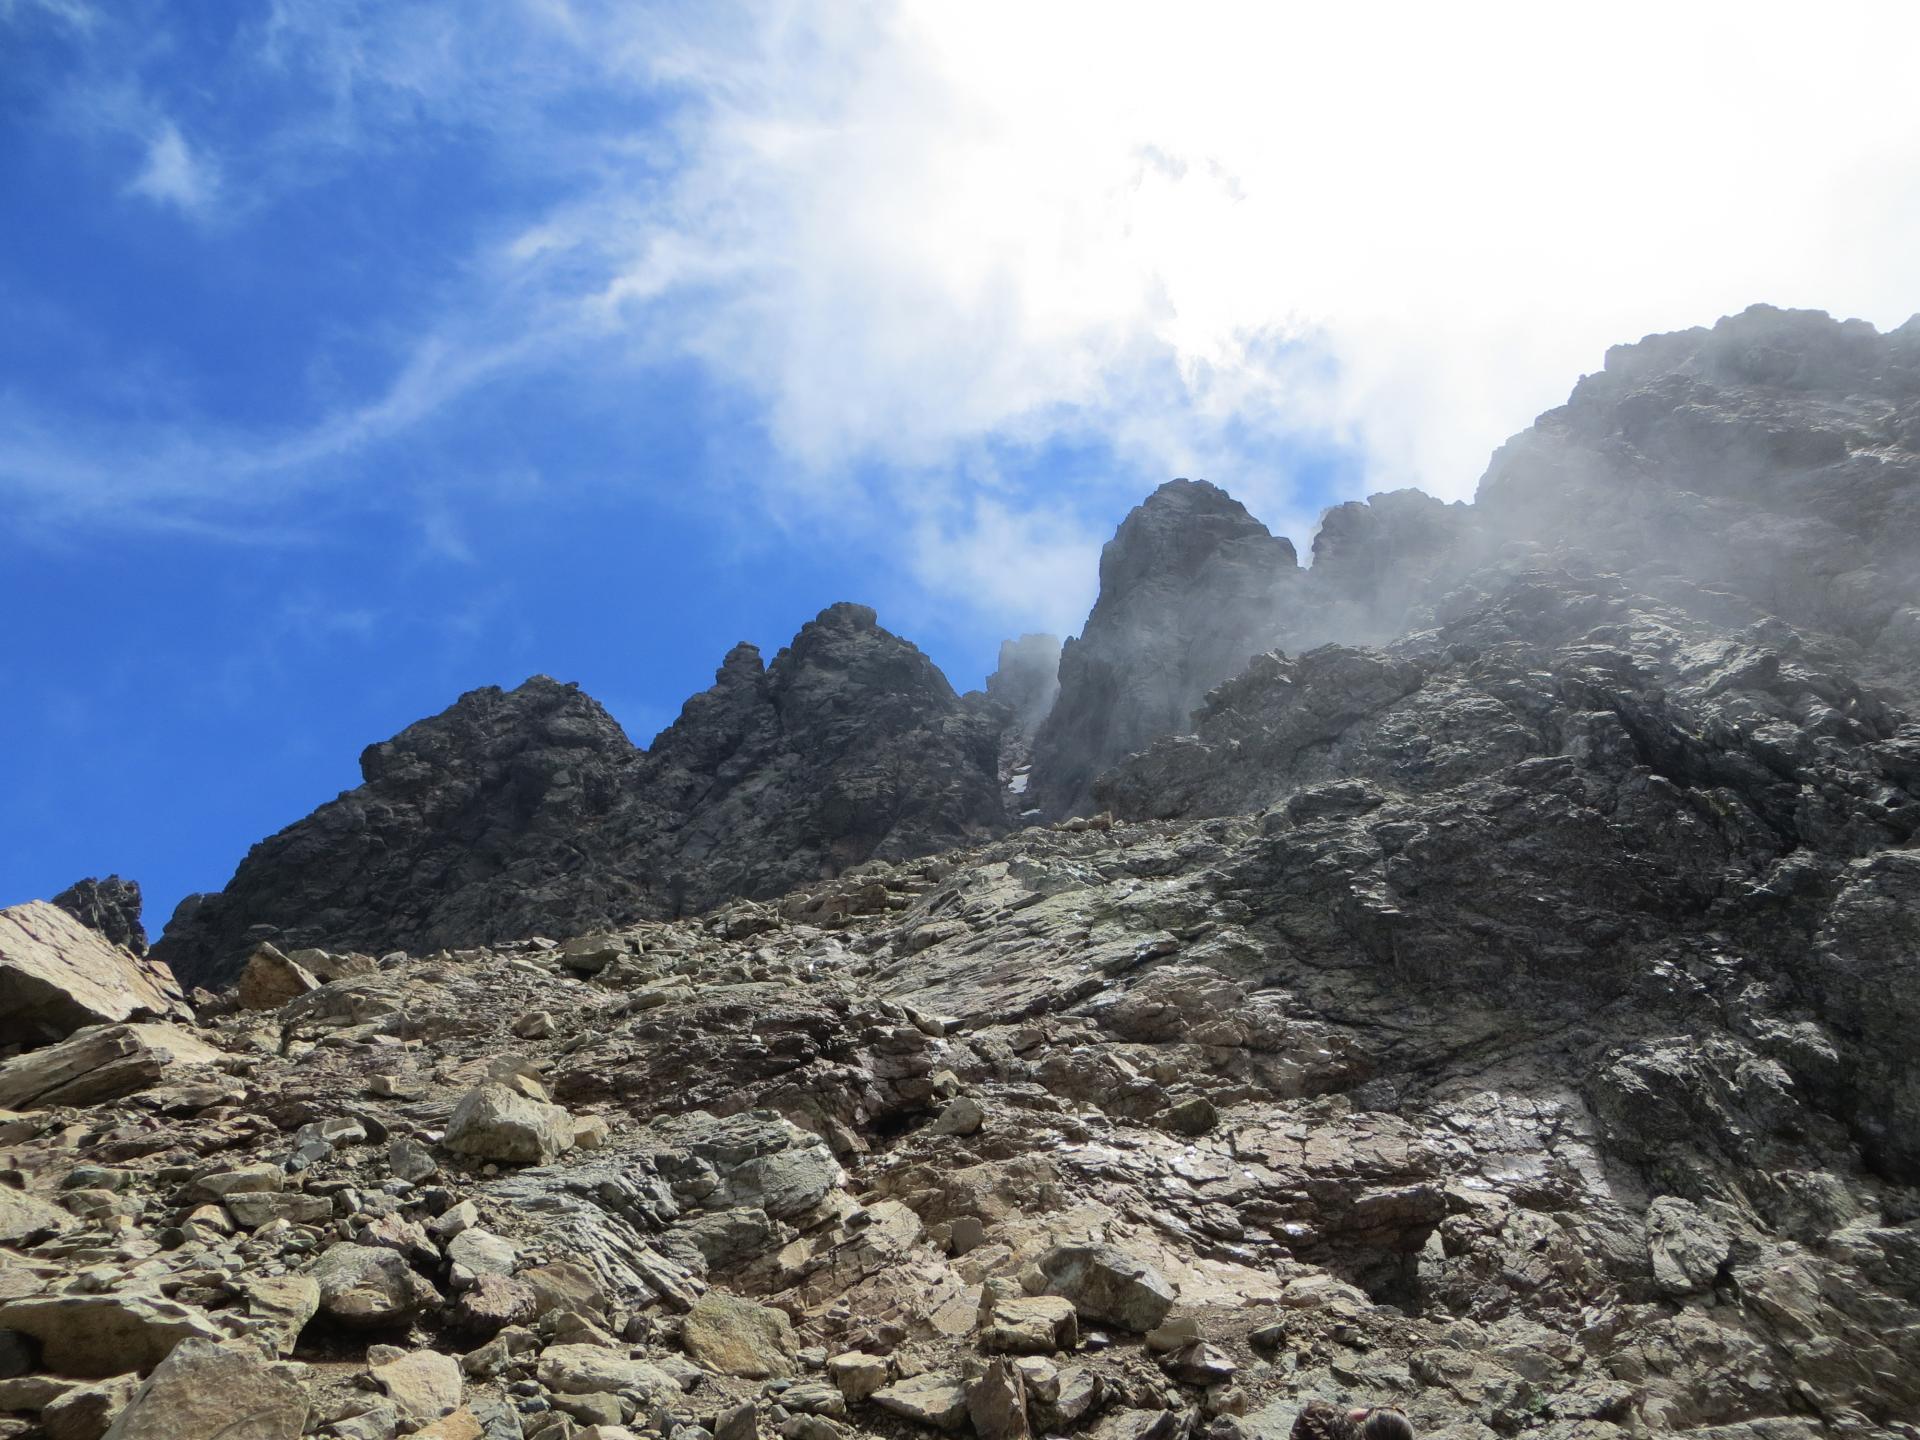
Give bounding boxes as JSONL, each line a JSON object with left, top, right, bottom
{"left": 0, "top": 791, "right": 1915, "bottom": 1439}
{"left": 154, "top": 605, "right": 1012, "bottom": 990}
{"left": 7, "top": 302, "right": 1914, "bottom": 1440}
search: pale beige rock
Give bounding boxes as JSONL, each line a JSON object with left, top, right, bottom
{"left": 0, "top": 1291, "right": 226, "bottom": 1377}
{"left": 534, "top": 1344, "right": 681, "bottom": 1401}
{"left": 826, "top": 1351, "right": 890, "bottom": 1402}
{"left": 236, "top": 945, "right": 320, "bottom": 1012}
{"left": 406, "top": 1410, "right": 485, "bottom": 1440}
{"left": 872, "top": 1374, "right": 970, "bottom": 1432}
{"left": 240, "top": 1275, "right": 320, "bottom": 1357}
{"left": 981, "top": 1295, "right": 1078, "bottom": 1354}
{"left": 371, "top": 1347, "right": 462, "bottom": 1424}
{"left": 0, "top": 1185, "right": 71, "bottom": 1244}
{"left": 967, "top": 1359, "right": 1030, "bottom": 1440}
{"left": 442, "top": 1082, "right": 574, "bottom": 1165}
{"left": 0, "top": 901, "right": 189, "bottom": 1046}
{"left": 682, "top": 1289, "right": 798, "bottom": 1379}
{"left": 99, "top": 1338, "right": 307, "bottom": 1440}
{"left": 41, "top": 1372, "right": 140, "bottom": 1440}
{"left": 0, "top": 1023, "right": 222, "bottom": 1111}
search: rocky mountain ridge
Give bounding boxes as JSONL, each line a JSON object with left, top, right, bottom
{"left": 152, "top": 307, "right": 1920, "bottom": 992}
{"left": 154, "top": 604, "right": 1012, "bottom": 989}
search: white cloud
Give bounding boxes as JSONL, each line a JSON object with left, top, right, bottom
{"left": 127, "top": 120, "right": 218, "bottom": 214}
{"left": 11, "top": 0, "right": 1920, "bottom": 643}
{"left": 601, "top": 1, "right": 1920, "bottom": 505}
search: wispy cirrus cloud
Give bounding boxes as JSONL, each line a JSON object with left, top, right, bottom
{"left": 126, "top": 119, "right": 219, "bottom": 214}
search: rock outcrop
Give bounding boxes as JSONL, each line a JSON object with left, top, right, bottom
{"left": 155, "top": 603, "right": 1011, "bottom": 988}
{"left": 50, "top": 875, "right": 148, "bottom": 956}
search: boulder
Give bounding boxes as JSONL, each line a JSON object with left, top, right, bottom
{"left": 982, "top": 1295, "right": 1078, "bottom": 1354}
{"left": 310, "top": 1243, "right": 441, "bottom": 1327}
{"left": 0, "top": 902, "right": 188, "bottom": 1049}
{"left": 872, "top": 1374, "right": 970, "bottom": 1433}
{"left": 967, "top": 1360, "right": 1030, "bottom": 1440}
{"left": 239, "top": 1275, "right": 320, "bottom": 1357}
{"left": 645, "top": 1110, "right": 843, "bottom": 1220}
{"left": 1035, "top": 1245, "right": 1176, "bottom": 1332}
{"left": 0, "top": 1185, "right": 72, "bottom": 1244}
{"left": 235, "top": 945, "right": 319, "bottom": 1011}
{"left": 534, "top": 1344, "right": 681, "bottom": 1401}
{"left": 0, "top": 1292, "right": 224, "bottom": 1377}
{"left": 682, "top": 1290, "right": 797, "bottom": 1379}
{"left": 99, "top": 1338, "right": 307, "bottom": 1439}
{"left": 41, "top": 1373, "right": 140, "bottom": 1440}
{"left": 371, "top": 1347, "right": 462, "bottom": 1425}
{"left": 826, "top": 1352, "right": 890, "bottom": 1403}
{"left": 442, "top": 1082, "right": 574, "bottom": 1166}
{"left": 0, "top": 1023, "right": 221, "bottom": 1110}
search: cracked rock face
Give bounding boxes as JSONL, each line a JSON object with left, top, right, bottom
{"left": 3, "top": 304, "right": 1918, "bottom": 1440}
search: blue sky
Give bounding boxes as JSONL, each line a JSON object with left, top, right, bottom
{"left": 4, "top": 1, "right": 1917, "bottom": 933}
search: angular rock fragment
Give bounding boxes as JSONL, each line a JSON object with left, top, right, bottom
{"left": 1035, "top": 1244, "right": 1176, "bottom": 1332}
{"left": 0, "top": 1186, "right": 72, "bottom": 1245}
{"left": 442, "top": 1082, "right": 575, "bottom": 1166}
{"left": 235, "top": 944, "right": 319, "bottom": 1011}
{"left": 0, "top": 1292, "right": 225, "bottom": 1378}
{"left": 872, "top": 1374, "right": 971, "bottom": 1433}
{"left": 0, "top": 1022, "right": 221, "bottom": 1110}
{"left": 0, "top": 902, "right": 188, "bottom": 1048}
{"left": 682, "top": 1290, "right": 797, "bottom": 1379}
{"left": 370, "top": 1346, "right": 463, "bottom": 1425}
{"left": 98, "top": 1338, "right": 307, "bottom": 1440}
{"left": 310, "top": 1242, "right": 442, "bottom": 1327}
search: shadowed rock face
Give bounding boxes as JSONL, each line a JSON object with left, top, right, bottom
{"left": 1028, "top": 480, "right": 1301, "bottom": 817}
{"left": 1473, "top": 306, "right": 1920, "bottom": 688}
{"left": 52, "top": 875, "right": 148, "bottom": 956}
{"left": 153, "top": 603, "right": 1011, "bottom": 988}
{"left": 1025, "top": 305, "right": 1920, "bottom": 815}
